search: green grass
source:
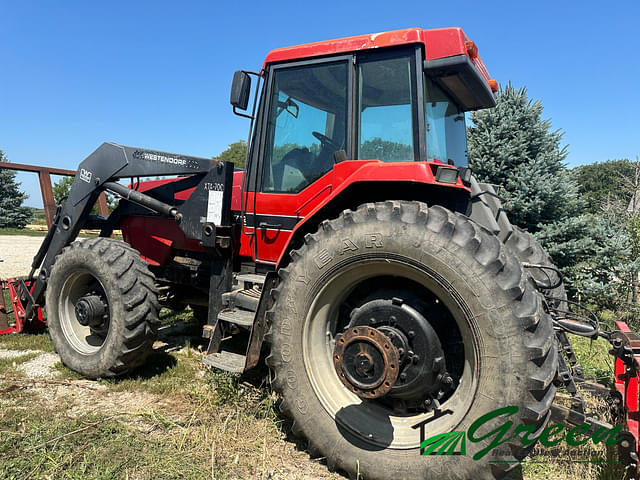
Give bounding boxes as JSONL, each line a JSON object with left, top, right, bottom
{"left": 0, "top": 403, "right": 214, "bottom": 480}
{"left": 0, "top": 227, "right": 47, "bottom": 236}
{"left": 104, "top": 349, "right": 203, "bottom": 396}
{"left": 0, "top": 332, "right": 54, "bottom": 352}
{"left": 571, "top": 335, "right": 615, "bottom": 386}
{"left": 53, "top": 361, "right": 86, "bottom": 380}
{"left": 27, "top": 207, "right": 47, "bottom": 226}
{"left": 0, "top": 307, "right": 327, "bottom": 479}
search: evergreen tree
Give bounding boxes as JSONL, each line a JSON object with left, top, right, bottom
{"left": 467, "top": 84, "right": 594, "bottom": 297}
{"left": 0, "top": 150, "right": 32, "bottom": 228}
{"left": 468, "top": 84, "right": 582, "bottom": 232}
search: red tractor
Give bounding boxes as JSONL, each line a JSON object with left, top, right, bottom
{"left": 3, "top": 27, "right": 640, "bottom": 479}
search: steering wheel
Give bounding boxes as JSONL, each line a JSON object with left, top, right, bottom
{"left": 312, "top": 131, "right": 341, "bottom": 151}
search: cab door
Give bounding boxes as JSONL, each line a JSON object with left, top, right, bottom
{"left": 251, "top": 57, "right": 352, "bottom": 264}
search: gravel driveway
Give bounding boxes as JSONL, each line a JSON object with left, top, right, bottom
{"left": 0, "top": 235, "right": 45, "bottom": 278}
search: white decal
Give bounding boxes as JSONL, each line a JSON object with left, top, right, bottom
{"left": 206, "top": 190, "right": 224, "bottom": 225}
{"left": 80, "top": 168, "right": 92, "bottom": 183}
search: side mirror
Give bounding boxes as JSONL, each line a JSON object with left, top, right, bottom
{"left": 230, "top": 71, "right": 251, "bottom": 110}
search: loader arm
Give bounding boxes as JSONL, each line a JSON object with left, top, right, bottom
{"left": 24, "top": 142, "right": 234, "bottom": 319}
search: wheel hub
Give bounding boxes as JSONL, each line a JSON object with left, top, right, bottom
{"left": 333, "top": 326, "right": 399, "bottom": 399}
{"left": 346, "top": 297, "right": 451, "bottom": 402}
{"left": 75, "top": 294, "right": 107, "bottom": 328}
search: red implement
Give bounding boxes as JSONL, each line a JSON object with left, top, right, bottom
{"left": 0, "top": 279, "right": 45, "bottom": 334}
{"left": 612, "top": 320, "right": 640, "bottom": 473}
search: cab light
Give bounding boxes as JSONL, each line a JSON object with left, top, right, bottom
{"left": 435, "top": 166, "right": 459, "bottom": 184}
{"left": 465, "top": 41, "right": 478, "bottom": 58}
{"left": 488, "top": 79, "right": 499, "bottom": 93}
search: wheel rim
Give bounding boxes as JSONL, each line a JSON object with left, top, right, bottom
{"left": 302, "top": 258, "right": 480, "bottom": 450}
{"left": 58, "top": 270, "right": 110, "bottom": 354}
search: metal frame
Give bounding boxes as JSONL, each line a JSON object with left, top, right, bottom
{"left": 0, "top": 161, "right": 109, "bottom": 227}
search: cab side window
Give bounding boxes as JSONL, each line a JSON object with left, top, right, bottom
{"left": 262, "top": 61, "right": 348, "bottom": 193}
{"left": 357, "top": 52, "right": 416, "bottom": 162}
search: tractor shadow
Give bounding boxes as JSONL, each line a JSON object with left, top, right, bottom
{"left": 110, "top": 311, "right": 207, "bottom": 382}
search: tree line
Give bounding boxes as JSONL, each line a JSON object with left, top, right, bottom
{"left": 469, "top": 84, "right": 640, "bottom": 324}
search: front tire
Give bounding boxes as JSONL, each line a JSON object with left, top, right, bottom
{"left": 266, "top": 201, "right": 557, "bottom": 480}
{"left": 46, "top": 238, "right": 160, "bottom": 378}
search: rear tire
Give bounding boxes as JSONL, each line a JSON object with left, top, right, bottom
{"left": 46, "top": 238, "right": 160, "bottom": 378}
{"left": 504, "top": 226, "right": 567, "bottom": 306}
{"left": 266, "top": 201, "right": 557, "bottom": 480}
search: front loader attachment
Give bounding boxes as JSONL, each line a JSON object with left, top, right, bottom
{"left": 1, "top": 143, "right": 234, "bottom": 333}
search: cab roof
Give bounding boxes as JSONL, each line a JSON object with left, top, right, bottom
{"left": 263, "top": 27, "right": 490, "bottom": 83}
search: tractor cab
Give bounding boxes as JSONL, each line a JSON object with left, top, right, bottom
{"left": 231, "top": 27, "right": 498, "bottom": 264}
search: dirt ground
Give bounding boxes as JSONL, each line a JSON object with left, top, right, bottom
{"left": 0, "top": 322, "right": 343, "bottom": 480}
{"left": 0, "top": 235, "right": 45, "bottom": 278}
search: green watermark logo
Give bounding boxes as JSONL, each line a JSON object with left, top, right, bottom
{"left": 413, "top": 405, "right": 623, "bottom": 460}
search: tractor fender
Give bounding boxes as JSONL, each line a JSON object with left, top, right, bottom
{"left": 275, "top": 161, "right": 473, "bottom": 268}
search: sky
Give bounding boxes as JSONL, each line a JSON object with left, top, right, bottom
{"left": 1, "top": 1, "right": 638, "bottom": 207}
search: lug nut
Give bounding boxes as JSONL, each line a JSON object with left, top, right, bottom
{"left": 408, "top": 331, "right": 415, "bottom": 339}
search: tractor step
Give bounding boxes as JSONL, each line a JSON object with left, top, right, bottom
{"left": 217, "top": 308, "right": 254, "bottom": 327}
{"left": 236, "top": 273, "right": 265, "bottom": 289}
{"left": 202, "top": 351, "right": 246, "bottom": 373}
{"left": 222, "top": 286, "right": 260, "bottom": 311}
{"left": 202, "top": 273, "right": 275, "bottom": 374}
{"left": 202, "top": 307, "right": 256, "bottom": 372}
